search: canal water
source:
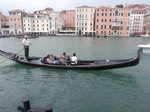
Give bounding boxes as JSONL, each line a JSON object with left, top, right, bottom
{"left": 0, "top": 37, "right": 150, "bottom": 112}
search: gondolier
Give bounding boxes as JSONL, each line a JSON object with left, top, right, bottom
{"left": 22, "top": 36, "right": 30, "bottom": 60}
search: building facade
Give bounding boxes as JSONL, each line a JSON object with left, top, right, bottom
{"left": 0, "top": 9, "right": 24, "bottom": 36}
{"left": 33, "top": 8, "right": 64, "bottom": 34}
{"left": 7, "top": 9, "right": 23, "bottom": 35}
{"left": 23, "top": 13, "right": 51, "bottom": 35}
{"left": 75, "top": 6, "right": 95, "bottom": 36}
{"left": 0, "top": 13, "right": 8, "bottom": 35}
{"left": 144, "top": 13, "right": 150, "bottom": 35}
{"left": 95, "top": 6, "right": 113, "bottom": 37}
{"left": 112, "top": 6, "right": 130, "bottom": 37}
{"left": 60, "top": 10, "right": 75, "bottom": 30}
{"left": 129, "top": 9, "right": 146, "bottom": 36}
{"left": 49, "top": 12, "right": 64, "bottom": 34}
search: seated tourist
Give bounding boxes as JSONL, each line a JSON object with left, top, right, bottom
{"left": 59, "top": 52, "right": 70, "bottom": 64}
{"left": 53, "top": 56, "right": 61, "bottom": 64}
{"left": 71, "top": 53, "right": 77, "bottom": 64}
{"left": 42, "top": 54, "right": 52, "bottom": 64}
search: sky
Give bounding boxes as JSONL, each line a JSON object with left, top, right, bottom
{"left": 0, "top": 0, "right": 149, "bottom": 14}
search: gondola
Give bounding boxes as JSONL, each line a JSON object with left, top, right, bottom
{"left": 0, "top": 48, "right": 143, "bottom": 70}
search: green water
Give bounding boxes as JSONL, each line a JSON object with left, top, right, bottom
{"left": 0, "top": 37, "right": 150, "bottom": 112}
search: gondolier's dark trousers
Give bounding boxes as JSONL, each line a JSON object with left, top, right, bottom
{"left": 24, "top": 46, "right": 29, "bottom": 60}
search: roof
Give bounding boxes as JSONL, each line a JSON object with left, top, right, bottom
{"left": 97, "top": 6, "right": 112, "bottom": 9}
{"left": 125, "top": 4, "right": 150, "bottom": 9}
{"left": 76, "top": 5, "right": 95, "bottom": 8}
{"left": 131, "top": 9, "right": 146, "bottom": 12}
{"left": 144, "top": 13, "right": 150, "bottom": 17}
{"left": 9, "top": 9, "right": 22, "bottom": 13}
{"left": 45, "top": 8, "right": 53, "bottom": 11}
{"left": 34, "top": 8, "right": 53, "bottom": 14}
{"left": 0, "top": 13, "right": 7, "bottom": 18}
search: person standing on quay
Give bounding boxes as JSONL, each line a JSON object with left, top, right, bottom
{"left": 22, "top": 35, "right": 30, "bottom": 60}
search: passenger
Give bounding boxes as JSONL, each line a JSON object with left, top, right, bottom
{"left": 60, "top": 52, "right": 66, "bottom": 59}
{"left": 71, "top": 53, "right": 78, "bottom": 64}
{"left": 43, "top": 54, "right": 52, "bottom": 64}
{"left": 53, "top": 56, "right": 61, "bottom": 64}
{"left": 49, "top": 54, "right": 55, "bottom": 61}
{"left": 59, "top": 52, "right": 70, "bottom": 64}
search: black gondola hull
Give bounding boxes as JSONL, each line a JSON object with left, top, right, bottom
{"left": 0, "top": 49, "right": 141, "bottom": 70}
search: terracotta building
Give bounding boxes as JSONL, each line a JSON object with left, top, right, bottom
{"left": 95, "top": 6, "right": 113, "bottom": 37}
{"left": 0, "top": 13, "right": 9, "bottom": 35}
{"left": 60, "top": 10, "right": 75, "bottom": 30}
{"left": 8, "top": 9, "right": 23, "bottom": 35}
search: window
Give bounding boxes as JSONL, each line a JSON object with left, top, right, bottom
{"left": 97, "top": 25, "right": 99, "bottom": 29}
{"left": 91, "top": 15, "right": 93, "bottom": 18}
{"left": 109, "top": 25, "right": 111, "bottom": 29}
{"left": 101, "top": 25, "right": 103, "bottom": 29}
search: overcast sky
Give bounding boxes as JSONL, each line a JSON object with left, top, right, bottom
{"left": 0, "top": 0, "right": 149, "bottom": 14}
